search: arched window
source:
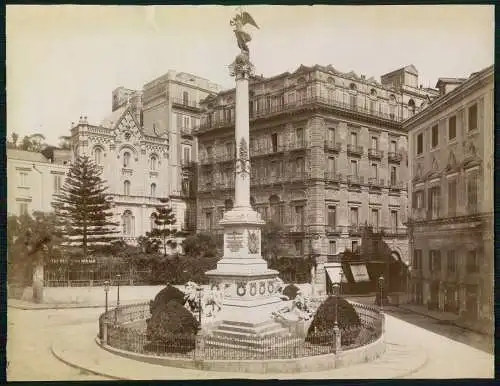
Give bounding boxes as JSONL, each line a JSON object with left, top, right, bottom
{"left": 370, "top": 88, "right": 377, "bottom": 97}
{"left": 94, "top": 147, "right": 103, "bottom": 165}
{"left": 122, "top": 210, "right": 134, "bottom": 236}
{"left": 123, "top": 151, "right": 131, "bottom": 167}
{"left": 389, "top": 95, "right": 397, "bottom": 119}
{"left": 150, "top": 183, "right": 156, "bottom": 198}
{"left": 183, "top": 91, "right": 189, "bottom": 105}
{"left": 269, "top": 195, "right": 281, "bottom": 223}
{"left": 349, "top": 83, "right": 357, "bottom": 91}
{"left": 408, "top": 99, "right": 416, "bottom": 115}
{"left": 123, "top": 180, "right": 131, "bottom": 196}
{"left": 150, "top": 155, "right": 158, "bottom": 170}
{"left": 224, "top": 199, "right": 233, "bottom": 211}
{"left": 150, "top": 213, "right": 157, "bottom": 231}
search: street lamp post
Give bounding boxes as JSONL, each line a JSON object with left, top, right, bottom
{"left": 104, "top": 280, "right": 110, "bottom": 313}
{"left": 196, "top": 286, "right": 203, "bottom": 323}
{"left": 333, "top": 283, "right": 340, "bottom": 328}
{"left": 116, "top": 274, "right": 121, "bottom": 308}
{"left": 339, "top": 270, "right": 344, "bottom": 297}
{"left": 378, "top": 275, "right": 385, "bottom": 311}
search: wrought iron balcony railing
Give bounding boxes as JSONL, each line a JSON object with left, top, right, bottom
{"left": 288, "top": 139, "right": 308, "bottom": 151}
{"left": 368, "top": 177, "right": 385, "bottom": 188}
{"left": 171, "top": 98, "right": 201, "bottom": 110}
{"left": 347, "top": 175, "right": 364, "bottom": 185}
{"left": 325, "top": 225, "right": 343, "bottom": 234}
{"left": 348, "top": 225, "right": 363, "bottom": 235}
{"left": 368, "top": 148, "right": 384, "bottom": 160}
{"left": 195, "top": 95, "right": 405, "bottom": 133}
{"left": 287, "top": 224, "right": 306, "bottom": 233}
{"left": 389, "top": 181, "right": 405, "bottom": 190}
{"left": 347, "top": 144, "right": 364, "bottom": 157}
{"left": 324, "top": 140, "right": 341, "bottom": 152}
{"left": 324, "top": 171, "right": 343, "bottom": 183}
{"left": 388, "top": 151, "right": 403, "bottom": 163}
{"left": 180, "top": 127, "right": 194, "bottom": 138}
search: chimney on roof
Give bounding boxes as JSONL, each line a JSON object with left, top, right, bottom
{"left": 361, "top": 75, "right": 366, "bottom": 80}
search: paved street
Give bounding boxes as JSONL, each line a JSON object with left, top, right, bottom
{"left": 7, "top": 304, "right": 493, "bottom": 380}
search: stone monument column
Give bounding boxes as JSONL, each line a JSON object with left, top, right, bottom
{"left": 205, "top": 11, "right": 282, "bottom": 327}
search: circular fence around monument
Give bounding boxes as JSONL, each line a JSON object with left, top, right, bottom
{"left": 98, "top": 299, "right": 385, "bottom": 363}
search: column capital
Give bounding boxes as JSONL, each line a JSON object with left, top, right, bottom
{"left": 229, "top": 53, "right": 255, "bottom": 78}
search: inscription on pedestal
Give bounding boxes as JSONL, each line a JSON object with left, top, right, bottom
{"left": 226, "top": 231, "right": 244, "bottom": 252}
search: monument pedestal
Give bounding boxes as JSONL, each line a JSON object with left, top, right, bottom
{"left": 205, "top": 206, "right": 288, "bottom": 344}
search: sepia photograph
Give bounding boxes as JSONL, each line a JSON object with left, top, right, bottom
{"left": 5, "top": 4, "right": 494, "bottom": 381}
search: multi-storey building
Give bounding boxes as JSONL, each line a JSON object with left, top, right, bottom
{"left": 193, "top": 63, "right": 438, "bottom": 292}
{"left": 404, "top": 65, "right": 493, "bottom": 328}
{"left": 68, "top": 71, "right": 222, "bottom": 245}
{"left": 7, "top": 148, "right": 71, "bottom": 216}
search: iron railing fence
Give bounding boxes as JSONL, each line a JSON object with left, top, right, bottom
{"left": 99, "top": 299, "right": 384, "bottom": 361}
{"left": 44, "top": 261, "right": 152, "bottom": 287}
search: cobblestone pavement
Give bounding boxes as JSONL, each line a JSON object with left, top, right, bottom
{"left": 7, "top": 305, "right": 494, "bottom": 380}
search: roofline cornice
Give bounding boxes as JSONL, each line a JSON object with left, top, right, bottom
{"left": 403, "top": 66, "right": 493, "bottom": 130}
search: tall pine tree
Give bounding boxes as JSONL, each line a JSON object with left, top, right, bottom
{"left": 146, "top": 198, "right": 182, "bottom": 257}
{"left": 52, "top": 155, "right": 119, "bottom": 258}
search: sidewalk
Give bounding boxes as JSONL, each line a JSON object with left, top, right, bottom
{"left": 398, "top": 303, "right": 492, "bottom": 336}
{"left": 8, "top": 298, "right": 146, "bottom": 310}
{"left": 51, "top": 320, "right": 428, "bottom": 380}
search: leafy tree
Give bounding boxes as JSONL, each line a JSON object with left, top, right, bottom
{"left": 261, "top": 220, "right": 294, "bottom": 260}
{"left": 58, "top": 135, "right": 72, "bottom": 150}
{"left": 145, "top": 198, "right": 182, "bottom": 257}
{"left": 52, "top": 155, "right": 119, "bottom": 259}
{"left": 7, "top": 212, "right": 60, "bottom": 303}
{"left": 7, "top": 132, "right": 19, "bottom": 149}
{"left": 182, "top": 232, "right": 219, "bottom": 259}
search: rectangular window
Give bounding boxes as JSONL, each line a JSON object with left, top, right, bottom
{"left": 205, "top": 211, "right": 213, "bottom": 230}
{"left": 327, "top": 206, "right": 336, "bottom": 227}
{"left": 18, "top": 202, "right": 28, "bottom": 216}
{"left": 429, "top": 187, "right": 441, "bottom": 219}
{"left": 296, "top": 158, "right": 304, "bottom": 174}
{"left": 350, "top": 132, "right": 358, "bottom": 147}
{"left": 415, "top": 191, "right": 424, "bottom": 209}
{"left": 295, "top": 205, "right": 304, "bottom": 226}
{"left": 416, "top": 133, "right": 423, "bottom": 155}
{"left": 413, "top": 249, "right": 422, "bottom": 270}
{"left": 448, "top": 180, "right": 457, "bottom": 216}
{"left": 370, "top": 100, "right": 376, "bottom": 113}
{"left": 430, "top": 250, "right": 441, "bottom": 271}
{"left": 371, "top": 209, "right": 379, "bottom": 231}
{"left": 350, "top": 207, "right": 359, "bottom": 226}
{"left": 350, "top": 94, "right": 357, "bottom": 109}
{"left": 206, "top": 146, "right": 213, "bottom": 158}
{"left": 372, "top": 163, "right": 378, "bottom": 179}
{"left": 294, "top": 240, "right": 303, "bottom": 255}
{"left": 391, "top": 211, "right": 398, "bottom": 233}
{"left": 447, "top": 250, "right": 456, "bottom": 273}
{"left": 467, "top": 250, "right": 479, "bottom": 273}
{"left": 329, "top": 240, "right": 337, "bottom": 255}
{"left": 183, "top": 147, "right": 191, "bottom": 163}
{"left": 371, "top": 136, "right": 378, "bottom": 150}
{"left": 391, "top": 166, "right": 397, "bottom": 185}
{"left": 19, "top": 171, "right": 28, "bottom": 187}
{"left": 448, "top": 116, "right": 457, "bottom": 140}
{"left": 468, "top": 104, "right": 478, "bottom": 131}
{"left": 390, "top": 140, "right": 397, "bottom": 153}
{"left": 431, "top": 124, "right": 439, "bottom": 148}
{"left": 328, "top": 157, "right": 336, "bottom": 173}
{"left": 351, "top": 240, "right": 359, "bottom": 252}
{"left": 328, "top": 127, "right": 335, "bottom": 143}
{"left": 271, "top": 133, "right": 278, "bottom": 152}
{"left": 351, "top": 160, "right": 358, "bottom": 176}
{"left": 296, "top": 128, "right": 304, "bottom": 144}
{"left": 467, "top": 171, "right": 479, "bottom": 212}
{"left": 53, "top": 175, "right": 62, "bottom": 193}
{"left": 225, "top": 143, "right": 232, "bottom": 158}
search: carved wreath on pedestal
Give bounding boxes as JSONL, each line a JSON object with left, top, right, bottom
{"left": 259, "top": 281, "right": 266, "bottom": 295}
{"left": 237, "top": 282, "right": 247, "bottom": 296}
{"left": 249, "top": 282, "right": 257, "bottom": 296}
{"left": 235, "top": 138, "right": 251, "bottom": 179}
{"left": 248, "top": 231, "right": 259, "bottom": 254}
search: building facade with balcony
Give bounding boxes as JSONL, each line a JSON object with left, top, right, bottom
{"left": 404, "top": 65, "right": 493, "bottom": 327}
{"left": 193, "top": 63, "right": 437, "bottom": 293}
{"left": 7, "top": 148, "right": 70, "bottom": 216}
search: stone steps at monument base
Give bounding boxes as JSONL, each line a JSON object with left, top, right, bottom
{"left": 215, "top": 322, "right": 291, "bottom": 337}
{"left": 205, "top": 335, "right": 303, "bottom": 352}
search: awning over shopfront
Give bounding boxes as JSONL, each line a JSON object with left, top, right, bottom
{"left": 350, "top": 264, "right": 370, "bottom": 282}
{"left": 325, "top": 264, "right": 347, "bottom": 284}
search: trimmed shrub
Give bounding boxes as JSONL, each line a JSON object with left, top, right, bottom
{"left": 306, "top": 296, "right": 361, "bottom": 345}
{"left": 149, "top": 284, "right": 186, "bottom": 315}
{"left": 145, "top": 300, "right": 200, "bottom": 353}
{"left": 282, "top": 283, "right": 300, "bottom": 300}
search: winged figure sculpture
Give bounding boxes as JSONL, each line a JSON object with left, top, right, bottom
{"left": 230, "top": 9, "right": 260, "bottom": 55}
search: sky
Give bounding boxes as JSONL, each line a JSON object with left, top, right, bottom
{"left": 6, "top": 5, "right": 494, "bottom": 146}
